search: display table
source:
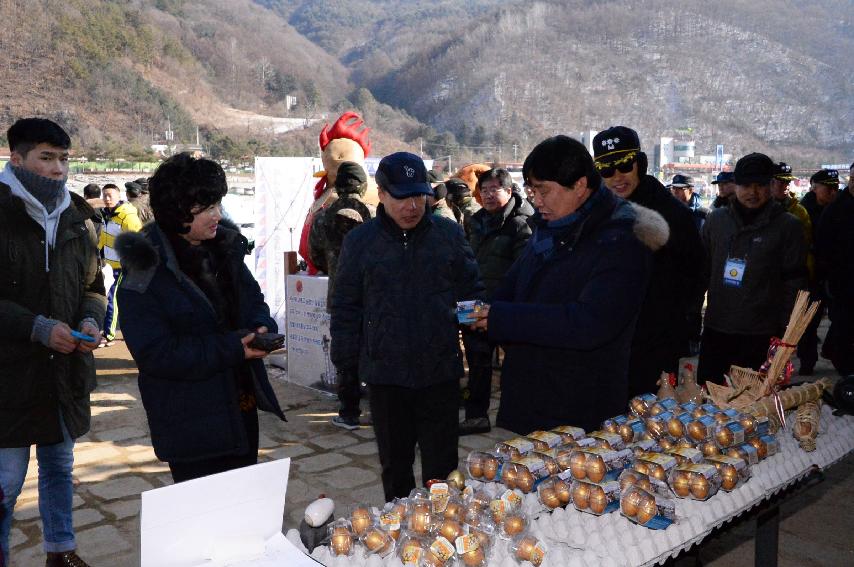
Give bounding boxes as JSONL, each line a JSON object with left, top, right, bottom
{"left": 291, "top": 406, "right": 854, "bottom": 566}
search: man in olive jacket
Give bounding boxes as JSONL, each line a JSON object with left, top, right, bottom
{"left": 0, "top": 119, "right": 105, "bottom": 566}
{"left": 330, "top": 152, "right": 483, "bottom": 502}
{"left": 460, "top": 168, "right": 534, "bottom": 435}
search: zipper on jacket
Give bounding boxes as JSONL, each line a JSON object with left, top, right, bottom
{"left": 402, "top": 231, "right": 408, "bottom": 249}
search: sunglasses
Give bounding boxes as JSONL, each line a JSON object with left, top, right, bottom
{"left": 596, "top": 159, "right": 636, "bottom": 178}
{"left": 594, "top": 151, "right": 638, "bottom": 178}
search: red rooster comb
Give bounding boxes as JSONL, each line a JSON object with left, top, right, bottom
{"left": 318, "top": 111, "right": 372, "bottom": 157}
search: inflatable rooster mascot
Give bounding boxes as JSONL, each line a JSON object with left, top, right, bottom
{"left": 299, "top": 111, "right": 373, "bottom": 274}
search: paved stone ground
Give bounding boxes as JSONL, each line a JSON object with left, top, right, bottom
{"left": 7, "top": 328, "right": 853, "bottom": 566}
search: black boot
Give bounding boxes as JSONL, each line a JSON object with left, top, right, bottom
{"left": 45, "top": 550, "right": 91, "bottom": 567}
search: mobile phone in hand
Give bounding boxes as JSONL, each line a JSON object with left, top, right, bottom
{"left": 248, "top": 332, "right": 285, "bottom": 352}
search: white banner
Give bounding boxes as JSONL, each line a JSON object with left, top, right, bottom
{"left": 253, "top": 157, "right": 322, "bottom": 332}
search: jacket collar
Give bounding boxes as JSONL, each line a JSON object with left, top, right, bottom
{"left": 377, "top": 203, "right": 432, "bottom": 242}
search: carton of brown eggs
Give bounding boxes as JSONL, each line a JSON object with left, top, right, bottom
{"left": 704, "top": 454, "right": 751, "bottom": 491}
{"left": 665, "top": 446, "right": 705, "bottom": 465}
{"left": 525, "top": 430, "right": 564, "bottom": 452}
{"left": 502, "top": 456, "right": 549, "bottom": 493}
{"left": 588, "top": 430, "right": 627, "bottom": 451}
{"left": 619, "top": 484, "right": 677, "bottom": 529}
{"left": 550, "top": 425, "right": 587, "bottom": 445}
{"left": 602, "top": 414, "right": 631, "bottom": 434}
{"left": 747, "top": 433, "right": 780, "bottom": 460}
{"left": 629, "top": 393, "right": 659, "bottom": 417}
{"left": 510, "top": 533, "right": 547, "bottom": 566}
{"left": 567, "top": 447, "right": 633, "bottom": 483}
{"left": 465, "top": 451, "right": 506, "bottom": 482}
{"left": 494, "top": 437, "right": 535, "bottom": 460}
{"left": 570, "top": 479, "right": 620, "bottom": 515}
{"left": 668, "top": 463, "right": 722, "bottom": 501}
{"left": 725, "top": 442, "right": 760, "bottom": 466}
{"left": 712, "top": 420, "right": 747, "bottom": 449}
{"left": 536, "top": 474, "right": 573, "bottom": 509}
{"left": 420, "top": 535, "right": 456, "bottom": 567}
{"left": 633, "top": 451, "right": 678, "bottom": 483}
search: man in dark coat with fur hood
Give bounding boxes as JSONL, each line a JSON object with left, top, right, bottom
{"left": 594, "top": 127, "right": 705, "bottom": 395}
{"left": 469, "top": 136, "right": 668, "bottom": 433}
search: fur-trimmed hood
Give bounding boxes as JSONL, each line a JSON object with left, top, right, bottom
{"left": 627, "top": 202, "right": 670, "bottom": 252}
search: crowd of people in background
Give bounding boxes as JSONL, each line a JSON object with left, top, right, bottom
{"left": 1, "top": 115, "right": 852, "bottom": 566}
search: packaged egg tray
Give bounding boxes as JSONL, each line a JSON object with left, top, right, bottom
{"left": 465, "top": 451, "right": 506, "bottom": 482}
{"left": 495, "top": 437, "right": 536, "bottom": 460}
{"left": 665, "top": 446, "right": 704, "bottom": 465}
{"left": 662, "top": 411, "right": 693, "bottom": 439}
{"left": 668, "top": 463, "right": 721, "bottom": 501}
{"left": 536, "top": 475, "right": 573, "bottom": 510}
{"left": 510, "top": 533, "right": 547, "bottom": 566}
{"left": 526, "top": 430, "right": 565, "bottom": 452}
{"left": 704, "top": 453, "right": 750, "bottom": 491}
{"left": 620, "top": 485, "right": 677, "bottom": 529}
{"left": 618, "top": 467, "right": 670, "bottom": 498}
{"left": 567, "top": 446, "right": 633, "bottom": 483}
{"left": 550, "top": 424, "right": 587, "bottom": 445}
{"left": 644, "top": 411, "right": 677, "bottom": 440}
{"left": 711, "top": 420, "right": 747, "bottom": 449}
{"left": 587, "top": 430, "right": 627, "bottom": 451}
{"left": 570, "top": 479, "right": 620, "bottom": 515}
{"left": 633, "top": 451, "right": 678, "bottom": 483}
{"left": 628, "top": 392, "right": 659, "bottom": 417}
{"left": 725, "top": 442, "right": 760, "bottom": 466}
{"left": 685, "top": 414, "right": 718, "bottom": 443}
{"left": 502, "top": 456, "right": 550, "bottom": 493}
{"left": 617, "top": 417, "right": 647, "bottom": 444}
{"left": 601, "top": 413, "right": 630, "bottom": 434}
{"left": 746, "top": 433, "right": 780, "bottom": 460}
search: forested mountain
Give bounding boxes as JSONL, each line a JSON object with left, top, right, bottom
{"left": 1, "top": 0, "right": 850, "bottom": 164}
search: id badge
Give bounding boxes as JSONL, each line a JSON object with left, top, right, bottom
{"left": 723, "top": 258, "right": 746, "bottom": 287}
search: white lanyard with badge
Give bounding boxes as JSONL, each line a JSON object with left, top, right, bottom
{"left": 723, "top": 235, "right": 754, "bottom": 288}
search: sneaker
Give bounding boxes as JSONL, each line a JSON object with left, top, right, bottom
{"left": 459, "top": 417, "right": 491, "bottom": 436}
{"left": 331, "top": 415, "right": 360, "bottom": 431}
{"left": 46, "top": 550, "right": 91, "bottom": 567}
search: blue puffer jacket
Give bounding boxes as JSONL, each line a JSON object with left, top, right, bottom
{"left": 116, "top": 224, "right": 285, "bottom": 463}
{"left": 330, "top": 206, "right": 484, "bottom": 389}
{"left": 488, "top": 188, "right": 668, "bottom": 434}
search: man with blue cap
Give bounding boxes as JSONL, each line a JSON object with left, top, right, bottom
{"left": 330, "top": 152, "right": 484, "bottom": 501}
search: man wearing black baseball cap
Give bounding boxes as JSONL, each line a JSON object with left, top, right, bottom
{"left": 330, "top": 151, "right": 484, "bottom": 501}
{"left": 711, "top": 171, "right": 736, "bottom": 208}
{"left": 815, "top": 165, "right": 854, "bottom": 374}
{"left": 593, "top": 126, "right": 705, "bottom": 395}
{"left": 698, "top": 152, "right": 807, "bottom": 383}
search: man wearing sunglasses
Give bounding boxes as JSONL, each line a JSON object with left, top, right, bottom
{"left": 593, "top": 126, "right": 705, "bottom": 396}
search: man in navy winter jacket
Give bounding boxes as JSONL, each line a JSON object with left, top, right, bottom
{"left": 330, "top": 152, "right": 483, "bottom": 501}
{"left": 469, "top": 136, "right": 668, "bottom": 433}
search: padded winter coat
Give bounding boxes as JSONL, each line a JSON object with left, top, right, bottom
{"left": 488, "top": 188, "right": 668, "bottom": 434}
{"left": 0, "top": 183, "right": 105, "bottom": 447}
{"left": 330, "top": 206, "right": 484, "bottom": 389}
{"left": 116, "top": 224, "right": 285, "bottom": 463}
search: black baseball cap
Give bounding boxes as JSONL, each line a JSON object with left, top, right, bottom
{"left": 773, "top": 162, "right": 796, "bottom": 182}
{"left": 375, "top": 152, "right": 433, "bottom": 198}
{"left": 810, "top": 169, "right": 839, "bottom": 186}
{"left": 670, "top": 174, "right": 694, "bottom": 188}
{"left": 593, "top": 126, "right": 641, "bottom": 164}
{"left": 711, "top": 172, "right": 735, "bottom": 185}
{"left": 734, "top": 153, "right": 774, "bottom": 185}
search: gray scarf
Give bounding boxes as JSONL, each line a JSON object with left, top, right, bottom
{"left": 0, "top": 163, "right": 71, "bottom": 272}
